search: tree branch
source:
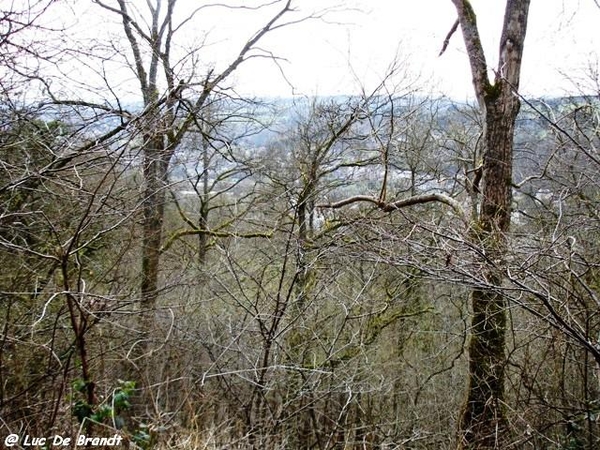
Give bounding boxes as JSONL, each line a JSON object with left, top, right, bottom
{"left": 439, "top": 18, "right": 459, "bottom": 56}
{"left": 161, "top": 228, "right": 274, "bottom": 253}
{"left": 496, "top": 0, "right": 531, "bottom": 87}
{"left": 450, "top": 0, "right": 490, "bottom": 107}
{"left": 317, "top": 193, "right": 467, "bottom": 223}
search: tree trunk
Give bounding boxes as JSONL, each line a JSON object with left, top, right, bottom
{"left": 140, "top": 140, "right": 170, "bottom": 324}
{"left": 135, "top": 138, "right": 171, "bottom": 408}
{"left": 459, "top": 88, "right": 520, "bottom": 448}
{"left": 198, "top": 132, "right": 210, "bottom": 265}
{"left": 449, "top": 1, "right": 531, "bottom": 448}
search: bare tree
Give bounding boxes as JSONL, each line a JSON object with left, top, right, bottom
{"left": 316, "top": 2, "right": 531, "bottom": 447}
{"left": 90, "top": 0, "right": 296, "bottom": 331}
{"left": 442, "top": 1, "right": 532, "bottom": 447}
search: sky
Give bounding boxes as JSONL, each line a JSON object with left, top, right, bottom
{"left": 227, "top": 0, "right": 600, "bottom": 100}
{"left": 45, "top": 0, "right": 600, "bottom": 101}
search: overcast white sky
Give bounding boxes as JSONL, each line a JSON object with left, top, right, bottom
{"left": 228, "top": 0, "right": 600, "bottom": 99}
{"left": 54, "top": 0, "right": 600, "bottom": 101}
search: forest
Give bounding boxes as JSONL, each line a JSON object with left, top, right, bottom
{"left": 1, "top": 0, "right": 600, "bottom": 449}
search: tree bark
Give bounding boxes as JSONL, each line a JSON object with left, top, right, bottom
{"left": 459, "top": 93, "right": 519, "bottom": 448}
{"left": 140, "top": 139, "right": 170, "bottom": 326}
{"left": 449, "top": 1, "right": 531, "bottom": 448}
{"left": 197, "top": 131, "right": 210, "bottom": 265}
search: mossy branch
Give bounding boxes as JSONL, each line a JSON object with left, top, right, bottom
{"left": 161, "top": 227, "right": 273, "bottom": 253}
{"left": 164, "top": 189, "right": 274, "bottom": 253}
{"left": 326, "top": 306, "right": 432, "bottom": 366}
